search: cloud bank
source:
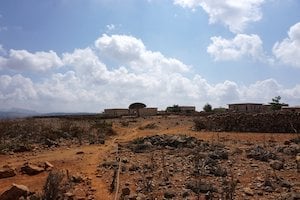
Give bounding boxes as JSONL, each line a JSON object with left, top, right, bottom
{"left": 0, "top": 34, "right": 299, "bottom": 112}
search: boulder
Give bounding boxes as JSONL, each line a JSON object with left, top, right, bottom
{"left": 270, "top": 160, "right": 284, "bottom": 170}
{"left": 186, "top": 181, "right": 216, "bottom": 194}
{"left": 21, "top": 163, "right": 44, "bottom": 175}
{"left": 71, "top": 174, "right": 84, "bottom": 183}
{"left": 0, "top": 184, "right": 29, "bottom": 200}
{"left": 44, "top": 161, "right": 54, "bottom": 170}
{"left": 0, "top": 165, "right": 16, "bottom": 179}
{"left": 121, "top": 187, "right": 131, "bottom": 196}
{"left": 243, "top": 187, "right": 254, "bottom": 196}
{"left": 164, "top": 191, "right": 176, "bottom": 199}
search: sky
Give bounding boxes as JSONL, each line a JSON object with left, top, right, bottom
{"left": 0, "top": 0, "right": 300, "bottom": 113}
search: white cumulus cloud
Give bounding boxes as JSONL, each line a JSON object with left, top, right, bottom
{"left": 174, "top": 0, "right": 265, "bottom": 33}
{"left": 207, "top": 34, "right": 267, "bottom": 62}
{"left": 95, "top": 34, "right": 190, "bottom": 74}
{"left": 0, "top": 74, "right": 37, "bottom": 109}
{"left": 273, "top": 22, "right": 300, "bottom": 68}
{"left": 0, "top": 49, "right": 63, "bottom": 72}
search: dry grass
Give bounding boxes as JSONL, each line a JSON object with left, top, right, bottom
{"left": 0, "top": 117, "right": 116, "bottom": 154}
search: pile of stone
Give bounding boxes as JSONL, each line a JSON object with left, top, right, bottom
{"left": 126, "top": 134, "right": 205, "bottom": 153}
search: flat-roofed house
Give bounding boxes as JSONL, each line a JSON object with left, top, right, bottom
{"left": 104, "top": 108, "right": 129, "bottom": 117}
{"left": 228, "top": 103, "right": 264, "bottom": 112}
{"left": 139, "top": 107, "right": 158, "bottom": 116}
{"left": 178, "top": 106, "right": 196, "bottom": 113}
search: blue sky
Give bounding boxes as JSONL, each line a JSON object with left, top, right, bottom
{"left": 0, "top": 0, "right": 300, "bottom": 112}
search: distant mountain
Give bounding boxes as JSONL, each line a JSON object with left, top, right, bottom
{"left": 0, "top": 107, "right": 99, "bottom": 119}
{"left": 0, "top": 108, "right": 40, "bottom": 119}
{"left": 41, "top": 112, "right": 97, "bottom": 117}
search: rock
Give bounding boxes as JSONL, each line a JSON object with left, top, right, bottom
{"left": 232, "top": 147, "right": 243, "bottom": 155}
{"left": 283, "top": 145, "right": 300, "bottom": 156}
{"left": 127, "top": 134, "right": 203, "bottom": 152}
{"left": 164, "top": 191, "right": 176, "bottom": 199}
{"left": 122, "top": 157, "right": 129, "bottom": 163}
{"left": 0, "top": 165, "right": 16, "bottom": 179}
{"left": 0, "top": 184, "right": 30, "bottom": 200}
{"left": 72, "top": 174, "right": 84, "bottom": 183}
{"left": 21, "top": 163, "right": 44, "bottom": 175}
{"left": 45, "top": 138, "right": 59, "bottom": 147}
{"left": 76, "top": 151, "right": 84, "bottom": 155}
{"left": 12, "top": 144, "right": 31, "bottom": 153}
{"left": 246, "top": 146, "right": 278, "bottom": 162}
{"left": 182, "top": 189, "right": 190, "bottom": 198}
{"left": 270, "top": 160, "right": 284, "bottom": 170}
{"left": 64, "top": 192, "right": 74, "bottom": 198}
{"left": 209, "top": 149, "right": 228, "bottom": 160}
{"left": 121, "top": 187, "right": 130, "bottom": 196}
{"left": 243, "top": 187, "right": 254, "bottom": 196}
{"left": 186, "top": 181, "right": 216, "bottom": 194}
{"left": 280, "top": 179, "right": 292, "bottom": 189}
{"left": 44, "top": 161, "right": 54, "bottom": 169}
{"left": 208, "top": 165, "right": 227, "bottom": 177}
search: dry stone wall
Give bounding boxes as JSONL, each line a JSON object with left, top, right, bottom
{"left": 195, "top": 111, "right": 300, "bottom": 133}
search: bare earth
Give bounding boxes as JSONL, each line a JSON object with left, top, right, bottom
{"left": 0, "top": 115, "right": 299, "bottom": 199}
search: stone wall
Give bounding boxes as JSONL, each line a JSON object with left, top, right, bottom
{"left": 194, "top": 111, "right": 300, "bottom": 133}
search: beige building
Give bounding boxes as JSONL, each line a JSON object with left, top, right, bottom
{"left": 178, "top": 106, "right": 196, "bottom": 113}
{"left": 228, "top": 103, "right": 264, "bottom": 112}
{"left": 138, "top": 107, "right": 158, "bottom": 116}
{"left": 104, "top": 109, "right": 129, "bottom": 117}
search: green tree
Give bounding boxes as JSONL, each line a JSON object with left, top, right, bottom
{"left": 203, "top": 103, "right": 212, "bottom": 112}
{"left": 269, "top": 96, "right": 288, "bottom": 111}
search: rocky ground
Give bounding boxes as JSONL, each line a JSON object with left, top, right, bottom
{"left": 0, "top": 115, "right": 299, "bottom": 200}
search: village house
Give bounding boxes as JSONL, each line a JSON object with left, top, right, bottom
{"left": 228, "top": 103, "right": 265, "bottom": 112}
{"left": 104, "top": 103, "right": 158, "bottom": 117}
{"left": 166, "top": 105, "right": 196, "bottom": 113}
{"left": 178, "top": 106, "right": 196, "bottom": 113}
{"left": 104, "top": 108, "right": 129, "bottom": 117}
{"left": 138, "top": 107, "right": 158, "bottom": 116}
